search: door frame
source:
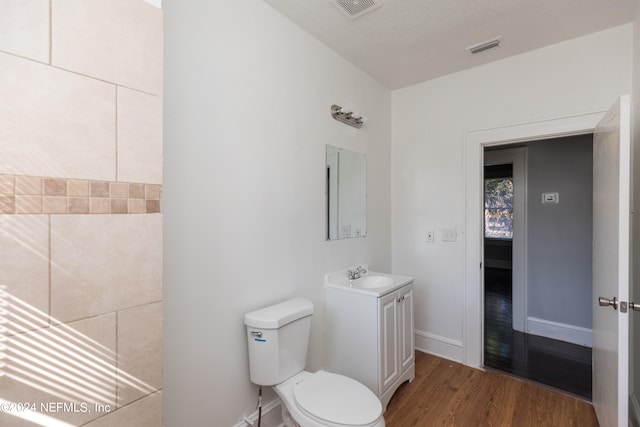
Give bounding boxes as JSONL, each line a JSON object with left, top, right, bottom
{"left": 463, "top": 110, "right": 607, "bottom": 368}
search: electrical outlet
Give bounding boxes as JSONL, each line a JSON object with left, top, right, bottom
{"left": 426, "top": 231, "right": 434, "bottom": 243}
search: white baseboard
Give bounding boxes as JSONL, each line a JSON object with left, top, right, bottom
{"left": 415, "top": 330, "right": 463, "bottom": 363}
{"left": 233, "top": 398, "right": 284, "bottom": 427}
{"left": 527, "top": 317, "right": 592, "bottom": 347}
{"left": 630, "top": 391, "right": 640, "bottom": 427}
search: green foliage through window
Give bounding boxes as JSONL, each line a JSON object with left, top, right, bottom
{"left": 485, "top": 178, "right": 513, "bottom": 239}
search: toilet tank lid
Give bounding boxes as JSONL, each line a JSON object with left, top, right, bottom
{"left": 245, "top": 298, "right": 314, "bottom": 329}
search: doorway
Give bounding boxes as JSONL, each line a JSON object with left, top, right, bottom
{"left": 482, "top": 136, "right": 594, "bottom": 400}
{"left": 464, "top": 105, "right": 636, "bottom": 425}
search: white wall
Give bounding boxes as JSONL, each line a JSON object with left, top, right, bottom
{"left": 392, "top": 25, "right": 633, "bottom": 362}
{"left": 163, "top": 1, "right": 391, "bottom": 426}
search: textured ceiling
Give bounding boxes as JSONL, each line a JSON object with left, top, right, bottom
{"left": 262, "top": 0, "right": 638, "bottom": 89}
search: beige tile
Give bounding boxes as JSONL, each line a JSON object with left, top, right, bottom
{"left": 111, "top": 199, "right": 128, "bottom": 214}
{"left": 0, "top": 415, "right": 38, "bottom": 427}
{"left": 52, "top": 0, "right": 163, "bottom": 95}
{"left": 15, "top": 195, "right": 43, "bottom": 214}
{"left": 15, "top": 176, "right": 43, "bottom": 195}
{"left": 0, "top": 52, "right": 116, "bottom": 181}
{"left": 69, "top": 197, "right": 90, "bottom": 214}
{"left": 117, "top": 303, "right": 162, "bottom": 405}
{"left": 50, "top": 215, "right": 162, "bottom": 322}
{"left": 0, "top": 195, "right": 16, "bottom": 214}
{"left": 0, "top": 0, "right": 49, "bottom": 63}
{"left": 91, "top": 181, "right": 110, "bottom": 198}
{"left": 110, "top": 182, "right": 129, "bottom": 198}
{"left": 65, "top": 311, "right": 117, "bottom": 354}
{"left": 0, "top": 175, "right": 15, "bottom": 194}
{"left": 44, "top": 178, "right": 67, "bottom": 196}
{"left": 0, "top": 313, "right": 117, "bottom": 426}
{"left": 0, "top": 216, "right": 49, "bottom": 333}
{"left": 128, "top": 199, "right": 145, "bottom": 214}
{"left": 129, "top": 183, "right": 145, "bottom": 199}
{"left": 68, "top": 179, "right": 89, "bottom": 196}
{"left": 145, "top": 200, "right": 161, "bottom": 214}
{"left": 90, "top": 197, "right": 110, "bottom": 214}
{"left": 145, "top": 184, "right": 161, "bottom": 200}
{"left": 43, "top": 196, "right": 67, "bottom": 214}
{"left": 117, "top": 88, "right": 162, "bottom": 184}
{"left": 83, "top": 392, "right": 162, "bottom": 427}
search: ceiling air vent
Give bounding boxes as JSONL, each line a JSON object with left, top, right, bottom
{"left": 465, "top": 36, "right": 502, "bottom": 54}
{"left": 331, "top": 0, "right": 382, "bottom": 20}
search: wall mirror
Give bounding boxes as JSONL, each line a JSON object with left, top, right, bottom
{"left": 326, "top": 145, "right": 367, "bottom": 240}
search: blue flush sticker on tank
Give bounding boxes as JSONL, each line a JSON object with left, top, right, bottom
{"left": 250, "top": 331, "right": 266, "bottom": 342}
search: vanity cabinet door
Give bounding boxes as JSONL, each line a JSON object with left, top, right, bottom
{"left": 379, "top": 291, "right": 399, "bottom": 396}
{"left": 398, "top": 286, "right": 415, "bottom": 372}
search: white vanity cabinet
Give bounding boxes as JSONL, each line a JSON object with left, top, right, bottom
{"left": 325, "top": 280, "right": 415, "bottom": 411}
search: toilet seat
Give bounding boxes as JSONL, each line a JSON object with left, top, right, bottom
{"left": 293, "top": 370, "right": 382, "bottom": 426}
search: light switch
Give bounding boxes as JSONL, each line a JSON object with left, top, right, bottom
{"left": 442, "top": 228, "right": 457, "bottom": 242}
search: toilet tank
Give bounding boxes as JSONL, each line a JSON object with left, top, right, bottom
{"left": 244, "top": 298, "right": 314, "bottom": 386}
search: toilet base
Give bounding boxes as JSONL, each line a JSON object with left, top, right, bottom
{"left": 281, "top": 405, "right": 300, "bottom": 427}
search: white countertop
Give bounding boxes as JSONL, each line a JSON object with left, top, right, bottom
{"left": 324, "top": 267, "right": 414, "bottom": 297}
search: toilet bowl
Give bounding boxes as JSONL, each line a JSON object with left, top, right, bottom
{"left": 244, "top": 298, "right": 385, "bottom": 427}
{"left": 274, "top": 370, "right": 384, "bottom": 427}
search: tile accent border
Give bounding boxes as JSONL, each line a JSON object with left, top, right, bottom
{"left": 0, "top": 174, "right": 161, "bottom": 215}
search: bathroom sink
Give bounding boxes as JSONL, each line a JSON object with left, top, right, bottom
{"left": 324, "top": 266, "right": 414, "bottom": 297}
{"left": 359, "top": 275, "right": 394, "bottom": 289}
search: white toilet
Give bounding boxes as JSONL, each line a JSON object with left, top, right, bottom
{"left": 245, "top": 298, "right": 385, "bottom": 427}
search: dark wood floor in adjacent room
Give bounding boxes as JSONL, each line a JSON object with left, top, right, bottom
{"left": 384, "top": 351, "right": 598, "bottom": 427}
{"left": 484, "top": 267, "right": 592, "bottom": 400}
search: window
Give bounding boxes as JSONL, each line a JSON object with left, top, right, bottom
{"left": 484, "top": 177, "right": 513, "bottom": 239}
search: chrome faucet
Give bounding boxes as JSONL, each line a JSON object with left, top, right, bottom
{"left": 347, "top": 266, "right": 367, "bottom": 280}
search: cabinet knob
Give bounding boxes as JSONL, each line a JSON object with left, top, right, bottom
{"left": 397, "top": 297, "right": 401, "bottom": 303}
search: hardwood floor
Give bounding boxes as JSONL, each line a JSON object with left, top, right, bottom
{"left": 484, "top": 267, "right": 592, "bottom": 400}
{"left": 384, "top": 351, "right": 598, "bottom": 426}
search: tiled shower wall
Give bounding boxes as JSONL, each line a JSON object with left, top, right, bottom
{"left": 0, "top": 0, "right": 163, "bottom": 426}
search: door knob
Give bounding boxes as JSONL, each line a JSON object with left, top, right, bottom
{"left": 598, "top": 296, "right": 618, "bottom": 310}
{"left": 630, "top": 302, "right": 640, "bottom": 312}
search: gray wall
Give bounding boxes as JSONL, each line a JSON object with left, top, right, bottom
{"left": 526, "top": 135, "right": 593, "bottom": 329}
